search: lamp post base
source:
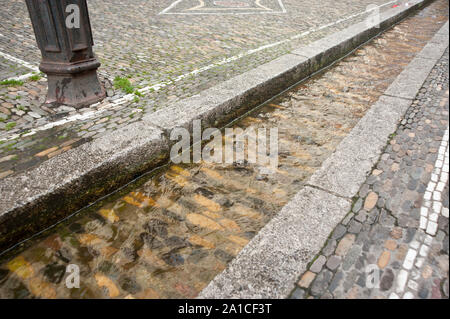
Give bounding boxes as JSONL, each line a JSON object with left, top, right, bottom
{"left": 40, "top": 59, "right": 106, "bottom": 109}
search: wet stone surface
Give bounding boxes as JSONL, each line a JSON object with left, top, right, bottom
{"left": 2, "top": 0, "right": 447, "bottom": 180}
{"left": 0, "top": 0, "right": 396, "bottom": 84}
{"left": 0, "top": 56, "right": 30, "bottom": 80}
{"left": 0, "top": 4, "right": 448, "bottom": 298}
{"left": 290, "top": 48, "right": 449, "bottom": 299}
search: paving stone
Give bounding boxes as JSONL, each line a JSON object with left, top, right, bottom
{"left": 384, "top": 240, "right": 397, "bottom": 251}
{"left": 342, "top": 213, "right": 354, "bottom": 226}
{"left": 326, "top": 255, "right": 342, "bottom": 271}
{"left": 390, "top": 227, "right": 403, "bottom": 240}
{"left": 290, "top": 287, "right": 306, "bottom": 299}
{"left": 335, "top": 234, "right": 356, "bottom": 257}
{"left": 404, "top": 228, "right": 416, "bottom": 243}
{"left": 343, "top": 246, "right": 362, "bottom": 271}
{"left": 322, "top": 239, "right": 337, "bottom": 257}
{"left": 418, "top": 286, "right": 429, "bottom": 298}
{"left": 329, "top": 271, "right": 344, "bottom": 293}
{"left": 348, "top": 220, "right": 363, "bottom": 234}
{"left": 352, "top": 198, "right": 363, "bottom": 213}
{"left": 356, "top": 273, "right": 366, "bottom": 288}
{"left": 379, "top": 210, "right": 396, "bottom": 227}
{"left": 331, "top": 224, "right": 347, "bottom": 240}
{"left": 355, "top": 212, "right": 367, "bottom": 223}
{"left": 298, "top": 271, "right": 316, "bottom": 289}
{"left": 380, "top": 268, "right": 395, "bottom": 291}
{"left": 310, "top": 270, "right": 333, "bottom": 296}
{"left": 364, "top": 192, "right": 379, "bottom": 211}
{"left": 377, "top": 251, "right": 391, "bottom": 269}
{"left": 310, "top": 255, "right": 327, "bottom": 273}
{"left": 366, "top": 211, "right": 379, "bottom": 225}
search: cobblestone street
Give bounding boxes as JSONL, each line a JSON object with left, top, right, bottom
{"left": 291, "top": 48, "right": 449, "bottom": 299}
{"left": 0, "top": 0, "right": 448, "bottom": 302}
{"left": 0, "top": 0, "right": 416, "bottom": 180}
{"left": 0, "top": 0, "right": 448, "bottom": 299}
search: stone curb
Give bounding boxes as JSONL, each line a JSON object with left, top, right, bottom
{"left": 0, "top": 0, "right": 433, "bottom": 252}
{"left": 308, "top": 95, "right": 413, "bottom": 198}
{"left": 198, "top": 18, "right": 449, "bottom": 299}
{"left": 310, "top": 22, "right": 448, "bottom": 197}
{"left": 200, "top": 186, "right": 352, "bottom": 299}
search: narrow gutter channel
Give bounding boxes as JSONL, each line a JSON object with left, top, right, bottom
{"left": 0, "top": 0, "right": 447, "bottom": 299}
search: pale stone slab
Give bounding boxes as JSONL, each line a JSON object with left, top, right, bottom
{"left": 199, "top": 186, "right": 351, "bottom": 299}
{"left": 308, "top": 95, "right": 412, "bottom": 198}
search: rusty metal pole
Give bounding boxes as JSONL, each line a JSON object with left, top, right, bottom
{"left": 25, "top": 0, "right": 105, "bottom": 108}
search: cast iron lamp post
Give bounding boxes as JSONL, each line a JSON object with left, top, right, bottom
{"left": 25, "top": 0, "right": 105, "bottom": 108}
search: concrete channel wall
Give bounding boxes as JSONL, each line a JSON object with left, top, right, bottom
{"left": 0, "top": 0, "right": 433, "bottom": 252}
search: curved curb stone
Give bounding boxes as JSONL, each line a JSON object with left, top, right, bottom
{"left": 199, "top": 19, "right": 449, "bottom": 299}
{"left": 0, "top": 0, "right": 433, "bottom": 252}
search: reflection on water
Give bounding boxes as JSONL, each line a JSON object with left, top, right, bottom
{"left": 0, "top": 0, "right": 447, "bottom": 298}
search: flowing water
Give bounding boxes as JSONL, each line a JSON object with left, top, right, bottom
{"left": 0, "top": 0, "right": 448, "bottom": 299}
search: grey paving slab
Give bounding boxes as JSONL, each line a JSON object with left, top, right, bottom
{"left": 384, "top": 57, "right": 444, "bottom": 100}
{"left": 417, "top": 40, "right": 449, "bottom": 60}
{"left": 144, "top": 54, "right": 309, "bottom": 132}
{"left": 436, "top": 20, "right": 449, "bottom": 35}
{"left": 429, "top": 33, "right": 449, "bottom": 44}
{"left": 308, "top": 95, "right": 412, "bottom": 199}
{"left": 199, "top": 186, "right": 351, "bottom": 299}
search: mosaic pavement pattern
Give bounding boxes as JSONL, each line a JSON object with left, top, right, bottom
{"left": 159, "top": 0, "right": 287, "bottom": 15}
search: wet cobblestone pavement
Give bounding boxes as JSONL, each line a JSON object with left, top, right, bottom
{"left": 290, "top": 48, "right": 449, "bottom": 300}
{"left": 2, "top": 0, "right": 445, "bottom": 180}
{"left": 0, "top": 56, "right": 30, "bottom": 80}
{"left": 0, "top": 0, "right": 395, "bottom": 84}
{"left": 0, "top": 3, "right": 448, "bottom": 298}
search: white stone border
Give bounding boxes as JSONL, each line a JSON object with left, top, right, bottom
{"left": 421, "top": 128, "right": 449, "bottom": 236}
{"left": 390, "top": 127, "right": 449, "bottom": 299}
{"left": 159, "top": 0, "right": 287, "bottom": 15}
{"left": 0, "top": 51, "right": 39, "bottom": 73}
{"left": 0, "top": 51, "right": 39, "bottom": 82}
